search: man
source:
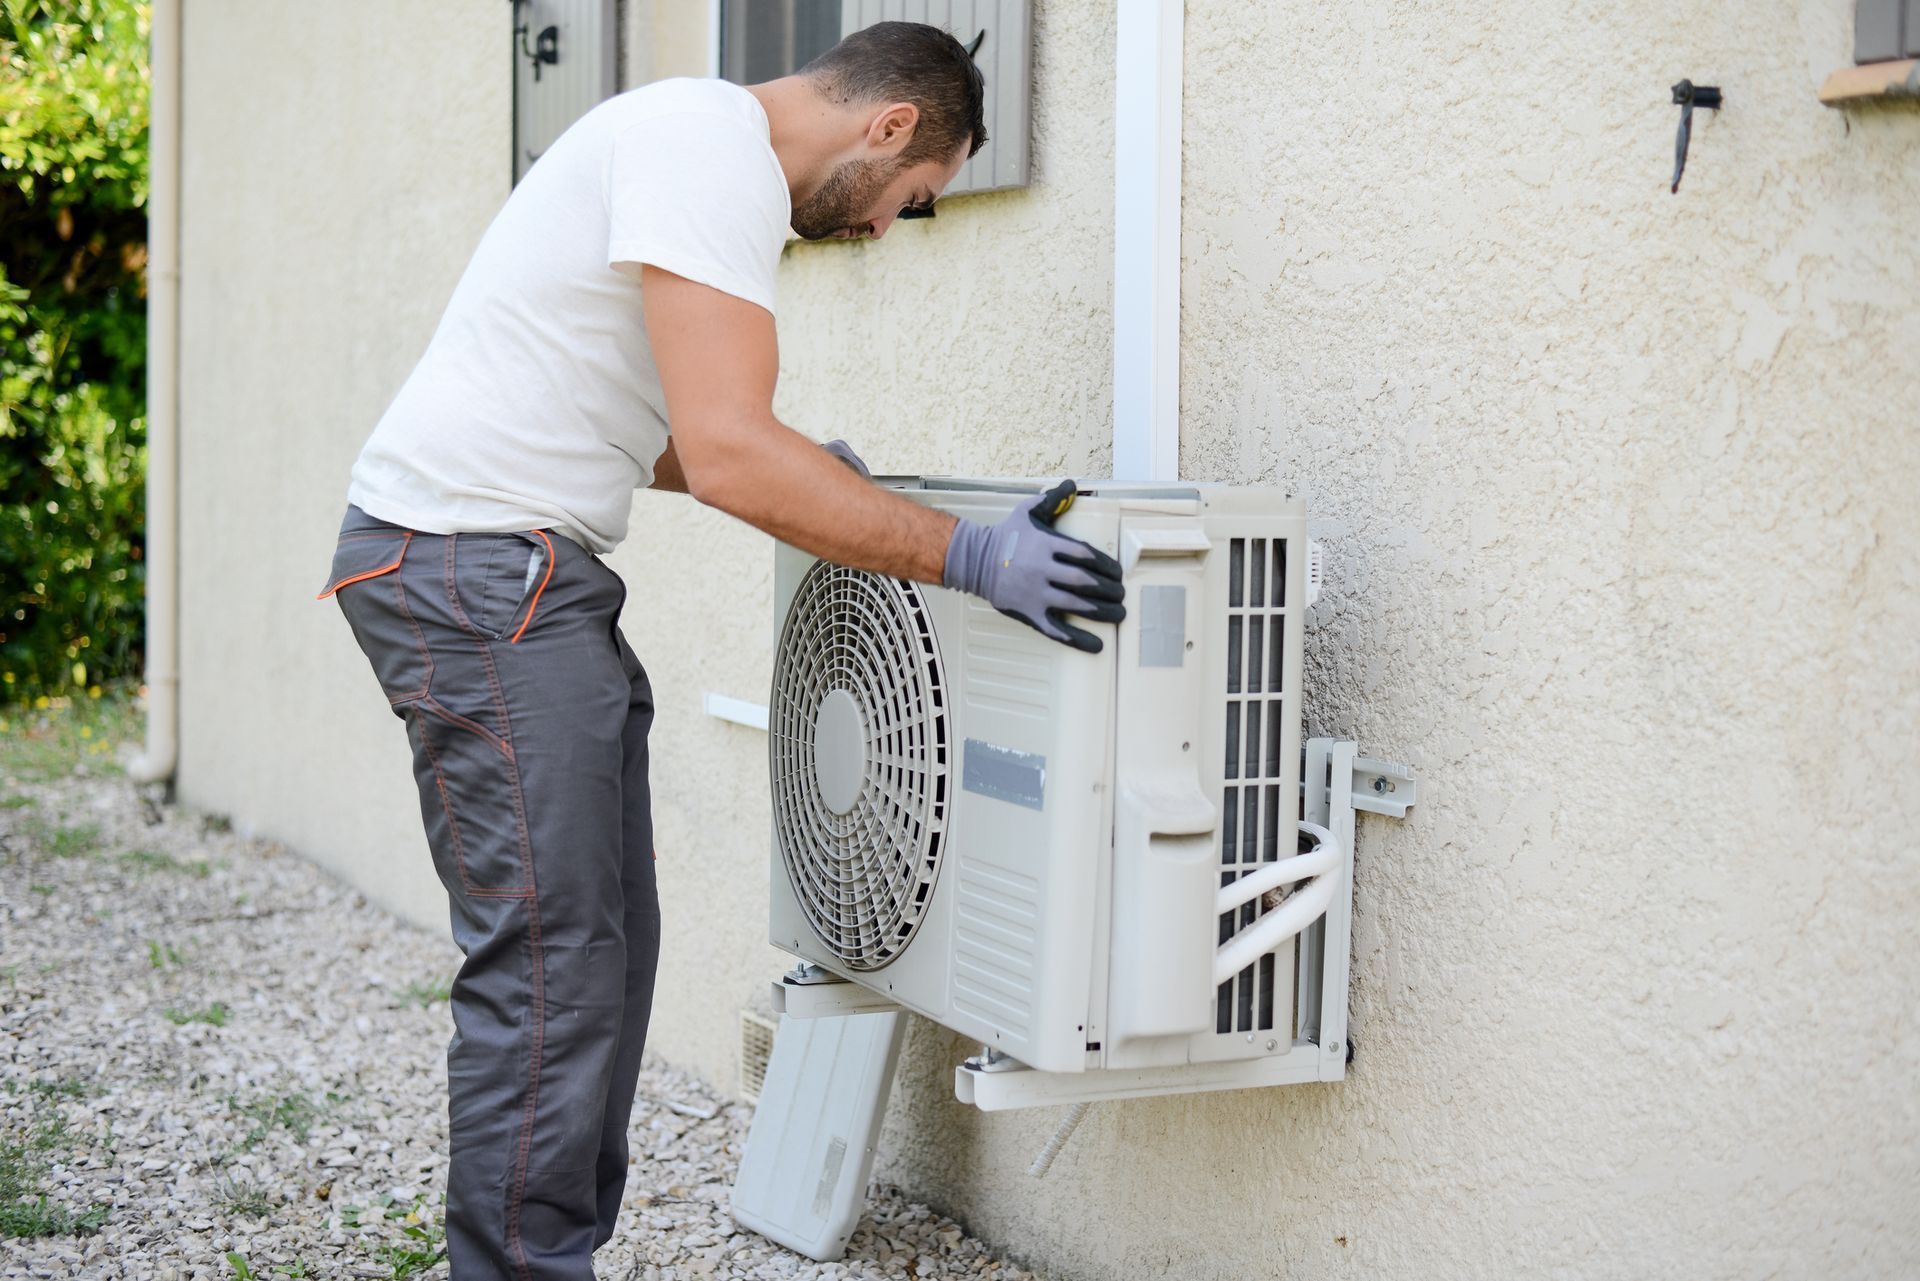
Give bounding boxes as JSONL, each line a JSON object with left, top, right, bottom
{"left": 319, "top": 22, "right": 1124, "bottom": 1280}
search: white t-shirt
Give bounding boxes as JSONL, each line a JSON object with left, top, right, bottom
{"left": 346, "top": 78, "right": 791, "bottom": 554}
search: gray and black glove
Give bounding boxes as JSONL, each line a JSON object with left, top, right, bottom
{"left": 942, "top": 479, "right": 1126, "bottom": 653}
{"left": 821, "top": 439, "right": 871, "bottom": 480}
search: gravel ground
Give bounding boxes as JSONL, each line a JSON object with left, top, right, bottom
{"left": 0, "top": 741, "right": 1040, "bottom": 1281}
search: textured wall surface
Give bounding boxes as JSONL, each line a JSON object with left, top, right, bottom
{"left": 177, "top": 1, "right": 504, "bottom": 930}
{"left": 175, "top": 2, "right": 1918, "bottom": 1279}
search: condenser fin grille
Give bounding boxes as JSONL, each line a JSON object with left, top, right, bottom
{"left": 1218, "top": 536, "right": 1290, "bottom": 1036}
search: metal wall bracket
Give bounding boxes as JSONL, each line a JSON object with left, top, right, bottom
{"left": 1351, "top": 753, "right": 1419, "bottom": 818}
{"left": 773, "top": 962, "right": 905, "bottom": 1020}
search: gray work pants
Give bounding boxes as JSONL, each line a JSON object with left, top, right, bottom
{"left": 321, "top": 503, "right": 660, "bottom": 1279}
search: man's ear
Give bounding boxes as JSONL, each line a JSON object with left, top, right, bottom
{"left": 866, "top": 102, "right": 919, "bottom": 153}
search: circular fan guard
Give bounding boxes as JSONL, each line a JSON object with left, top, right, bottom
{"left": 771, "top": 562, "right": 949, "bottom": 971}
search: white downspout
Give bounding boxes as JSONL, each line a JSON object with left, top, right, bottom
{"left": 130, "top": 0, "right": 180, "bottom": 785}
{"left": 1111, "top": 0, "right": 1182, "bottom": 482}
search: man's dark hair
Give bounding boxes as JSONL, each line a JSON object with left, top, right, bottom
{"left": 799, "top": 21, "right": 987, "bottom": 166}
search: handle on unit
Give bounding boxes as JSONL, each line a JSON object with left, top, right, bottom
{"left": 1108, "top": 786, "right": 1219, "bottom": 1041}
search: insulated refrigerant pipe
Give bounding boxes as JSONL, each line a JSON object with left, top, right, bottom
{"left": 1211, "top": 821, "right": 1341, "bottom": 987}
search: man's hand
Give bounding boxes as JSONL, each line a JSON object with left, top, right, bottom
{"left": 942, "top": 479, "right": 1127, "bottom": 653}
{"left": 821, "top": 439, "right": 871, "bottom": 480}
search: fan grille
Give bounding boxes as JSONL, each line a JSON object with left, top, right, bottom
{"left": 771, "top": 562, "right": 949, "bottom": 971}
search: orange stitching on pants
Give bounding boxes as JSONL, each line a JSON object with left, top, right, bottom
{"left": 509, "top": 530, "right": 556, "bottom": 644}
{"left": 439, "top": 535, "right": 544, "bottom": 1278}
{"left": 415, "top": 720, "right": 475, "bottom": 893}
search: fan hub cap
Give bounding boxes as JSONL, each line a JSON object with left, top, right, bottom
{"left": 812, "top": 689, "right": 866, "bottom": 815}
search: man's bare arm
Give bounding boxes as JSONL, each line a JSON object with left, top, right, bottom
{"left": 640, "top": 265, "right": 957, "bottom": 584}
{"left": 646, "top": 437, "right": 689, "bottom": 493}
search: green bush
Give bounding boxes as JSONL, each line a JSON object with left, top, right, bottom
{"left": 0, "top": 0, "right": 149, "bottom": 705}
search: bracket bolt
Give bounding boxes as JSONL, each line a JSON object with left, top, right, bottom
{"left": 1372, "top": 777, "right": 1388, "bottom": 794}
{"left": 1265, "top": 1038, "right": 1278, "bottom": 1051}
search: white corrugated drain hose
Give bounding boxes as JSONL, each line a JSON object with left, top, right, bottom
{"left": 1028, "top": 1101, "right": 1092, "bottom": 1178}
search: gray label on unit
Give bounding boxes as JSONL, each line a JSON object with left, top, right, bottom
{"left": 962, "top": 739, "right": 1047, "bottom": 811}
{"left": 1138, "top": 584, "right": 1187, "bottom": 668}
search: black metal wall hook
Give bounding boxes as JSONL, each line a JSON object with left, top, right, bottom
{"left": 1670, "top": 80, "right": 1722, "bottom": 194}
{"left": 511, "top": 0, "right": 560, "bottom": 84}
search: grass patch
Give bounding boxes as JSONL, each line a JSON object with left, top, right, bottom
{"left": 147, "top": 940, "right": 186, "bottom": 969}
{"left": 398, "top": 977, "right": 454, "bottom": 1007}
{"left": 213, "top": 1171, "right": 276, "bottom": 1218}
{"left": 28, "top": 1078, "right": 94, "bottom": 1103}
{"left": 121, "top": 847, "right": 209, "bottom": 877}
{"left": 22, "top": 817, "right": 103, "bottom": 859}
{"left": 339, "top": 1195, "right": 447, "bottom": 1277}
{"left": 162, "top": 1002, "right": 230, "bottom": 1027}
{"left": 1, "top": 795, "right": 32, "bottom": 810}
{"left": 380, "top": 1219, "right": 448, "bottom": 1278}
{"left": 0, "top": 1103, "right": 107, "bottom": 1240}
{"left": 227, "top": 1088, "right": 348, "bottom": 1152}
{"left": 0, "top": 685, "right": 140, "bottom": 783}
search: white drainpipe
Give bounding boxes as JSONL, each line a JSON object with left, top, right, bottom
{"left": 130, "top": 0, "right": 180, "bottom": 785}
{"left": 1111, "top": 0, "right": 1182, "bottom": 482}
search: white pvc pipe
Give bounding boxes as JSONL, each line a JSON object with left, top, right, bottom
{"left": 1212, "top": 822, "right": 1341, "bottom": 987}
{"left": 702, "top": 691, "right": 769, "bottom": 731}
{"left": 129, "top": 0, "right": 180, "bottom": 786}
{"left": 1214, "top": 837, "right": 1339, "bottom": 917}
{"left": 1111, "top": 0, "right": 1182, "bottom": 482}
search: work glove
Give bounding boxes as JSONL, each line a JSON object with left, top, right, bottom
{"left": 821, "top": 438, "right": 871, "bottom": 480}
{"left": 942, "top": 479, "right": 1126, "bottom": 653}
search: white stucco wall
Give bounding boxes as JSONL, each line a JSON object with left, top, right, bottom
{"left": 176, "top": 3, "right": 1919, "bottom": 1278}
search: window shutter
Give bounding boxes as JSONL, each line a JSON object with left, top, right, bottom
{"left": 1855, "top": 0, "right": 1906, "bottom": 63}
{"left": 717, "top": 0, "right": 1032, "bottom": 198}
{"left": 513, "top": 0, "right": 620, "bottom": 185}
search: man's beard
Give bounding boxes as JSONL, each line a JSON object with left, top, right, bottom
{"left": 791, "top": 156, "right": 902, "bottom": 240}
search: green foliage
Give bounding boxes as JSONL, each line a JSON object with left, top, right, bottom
{"left": 0, "top": 1094, "right": 108, "bottom": 1238}
{"left": 0, "top": 1, "right": 150, "bottom": 704}
{"left": 225, "top": 1087, "right": 348, "bottom": 1152}
{"left": 212, "top": 1171, "right": 275, "bottom": 1219}
{"left": 161, "top": 1001, "right": 229, "bottom": 1026}
{"left": 398, "top": 976, "right": 454, "bottom": 1007}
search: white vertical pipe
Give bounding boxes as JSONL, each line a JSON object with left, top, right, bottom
{"left": 130, "top": 0, "right": 181, "bottom": 785}
{"left": 1111, "top": 0, "right": 1182, "bottom": 483}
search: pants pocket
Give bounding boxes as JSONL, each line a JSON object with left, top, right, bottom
{"left": 449, "top": 530, "right": 558, "bottom": 643}
{"left": 322, "top": 530, "right": 431, "bottom": 706}
{"left": 406, "top": 698, "right": 535, "bottom": 898}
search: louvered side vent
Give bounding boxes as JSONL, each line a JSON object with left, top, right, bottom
{"left": 948, "top": 597, "right": 1049, "bottom": 1037}
{"left": 1217, "top": 537, "right": 1291, "bottom": 1036}
{"left": 739, "top": 1009, "right": 778, "bottom": 1104}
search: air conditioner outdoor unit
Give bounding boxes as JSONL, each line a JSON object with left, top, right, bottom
{"left": 766, "top": 477, "right": 1327, "bottom": 1078}
{"left": 735, "top": 476, "right": 1417, "bottom": 1261}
